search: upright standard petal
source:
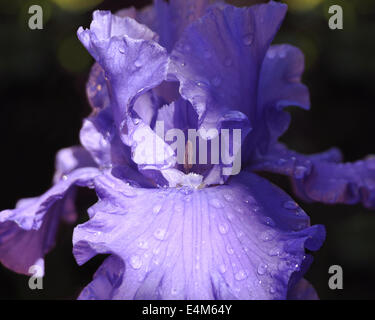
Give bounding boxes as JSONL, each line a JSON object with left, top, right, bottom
{"left": 73, "top": 172, "right": 324, "bottom": 300}
{"left": 169, "top": 1, "right": 287, "bottom": 131}
{"left": 78, "top": 10, "right": 181, "bottom": 186}
{"left": 254, "top": 44, "right": 310, "bottom": 154}
{"left": 0, "top": 168, "right": 100, "bottom": 275}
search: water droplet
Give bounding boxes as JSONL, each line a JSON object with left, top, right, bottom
{"left": 269, "top": 286, "right": 276, "bottom": 294}
{"left": 260, "top": 230, "right": 275, "bottom": 242}
{"left": 134, "top": 59, "right": 143, "bottom": 68}
{"left": 283, "top": 201, "right": 298, "bottom": 210}
{"left": 235, "top": 270, "right": 248, "bottom": 281}
{"left": 294, "top": 166, "right": 307, "bottom": 179}
{"left": 212, "top": 76, "right": 222, "bottom": 87}
{"left": 62, "top": 175, "right": 68, "bottom": 181}
{"left": 129, "top": 255, "right": 142, "bottom": 269}
{"left": 118, "top": 47, "right": 126, "bottom": 54}
{"left": 154, "top": 228, "right": 167, "bottom": 240}
{"left": 243, "top": 33, "right": 254, "bottom": 46}
{"left": 196, "top": 80, "right": 209, "bottom": 88}
{"left": 153, "top": 204, "right": 162, "bottom": 214}
{"left": 257, "top": 263, "right": 268, "bottom": 275}
{"left": 218, "top": 223, "right": 229, "bottom": 234}
{"left": 219, "top": 264, "right": 226, "bottom": 274}
{"left": 226, "top": 213, "right": 234, "bottom": 221}
{"left": 223, "top": 193, "right": 233, "bottom": 202}
{"left": 210, "top": 198, "right": 224, "bottom": 209}
{"left": 138, "top": 240, "right": 149, "bottom": 249}
{"left": 263, "top": 216, "right": 275, "bottom": 227}
{"left": 234, "top": 206, "right": 244, "bottom": 214}
{"left": 226, "top": 244, "right": 234, "bottom": 255}
{"left": 181, "top": 62, "right": 186, "bottom": 67}
{"left": 243, "top": 195, "right": 256, "bottom": 204}
{"left": 268, "top": 247, "right": 280, "bottom": 256}
{"left": 237, "top": 231, "right": 244, "bottom": 238}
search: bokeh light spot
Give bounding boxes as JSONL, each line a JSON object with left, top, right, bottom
{"left": 286, "top": 0, "right": 324, "bottom": 12}
{"left": 51, "top": 0, "right": 103, "bottom": 12}
{"left": 58, "top": 36, "right": 92, "bottom": 73}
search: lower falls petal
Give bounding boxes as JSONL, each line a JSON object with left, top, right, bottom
{"left": 74, "top": 171, "right": 325, "bottom": 300}
{"left": 0, "top": 168, "right": 100, "bottom": 275}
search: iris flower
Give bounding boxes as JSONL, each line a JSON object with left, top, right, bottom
{"left": 1, "top": 0, "right": 375, "bottom": 300}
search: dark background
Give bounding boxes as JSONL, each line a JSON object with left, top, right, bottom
{"left": 0, "top": 0, "right": 374, "bottom": 299}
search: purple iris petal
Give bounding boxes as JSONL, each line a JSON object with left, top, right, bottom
{"left": 73, "top": 172, "right": 324, "bottom": 299}
{"left": 0, "top": 167, "right": 100, "bottom": 275}
{"left": 78, "top": 10, "right": 179, "bottom": 186}
{"left": 253, "top": 143, "right": 375, "bottom": 208}
{"left": 255, "top": 44, "right": 310, "bottom": 154}
{"left": 138, "top": 0, "right": 214, "bottom": 52}
{"left": 2, "top": 0, "right": 374, "bottom": 301}
{"left": 169, "top": 2, "right": 287, "bottom": 131}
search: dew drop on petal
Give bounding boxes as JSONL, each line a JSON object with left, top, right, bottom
{"left": 223, "top": 193, "right": 233, "bottom": 202}
{"left": 218, "top": 223, "right": 229, "bottom": 234}
{"left": 283, "top": 201, "right": 299, "bottom": 210}
{"left": 138, "top": 240, "right": 149, "bottom": 249}
{"left": 243, "top": 33, "right": 254, "bottom": 46}
{"left": 268, "top": 247, "right": 280, "bottom": 257}
{"left": 235, "top": 270, "right": 247, "bottom": 281}
{"left": 129, "top": 255, "right": 142, "bottom": 270}
{"left": 260, "top": 230, "right": 275, "bottom": 242}
{"left": 257, "top": 263, "right": 268, "bottom": 275}
{"left": 153, "top": 204, "right": 162, "bottom": 214}
{"left": 134, "top": 59, "right": 143, "bottom": 68}
{"left": 226, "top": 244, "right": 234, "bottom": 255}
{"left": 219, "top": 264, "right": 226, "bottom": 274}
{"left": 154, "top": 228, "right": 167, "bottom": 240}
{"left": 263, "top": 216, "right": 275, "bottom": 227}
